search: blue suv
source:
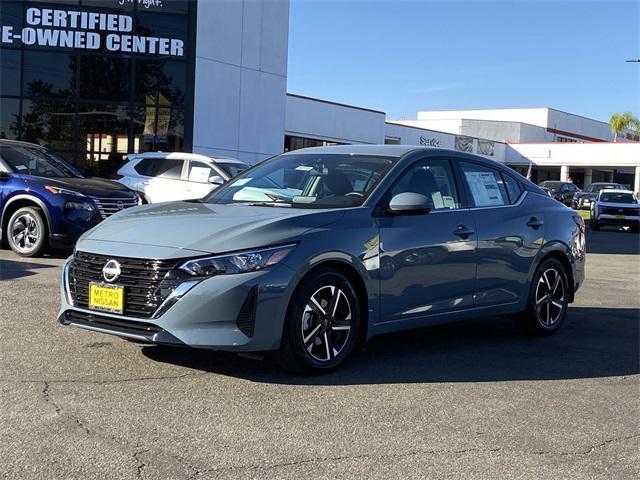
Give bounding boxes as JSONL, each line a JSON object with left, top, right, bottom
{"left": 0, "top": 140, "right": 140, "bottom": 257}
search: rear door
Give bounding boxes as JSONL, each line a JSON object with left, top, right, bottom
{"left": 458, "top": 161, "right": 544, "bottom": 307}
{"left": 141, "top": 158, "right": 190, "bottom": 203}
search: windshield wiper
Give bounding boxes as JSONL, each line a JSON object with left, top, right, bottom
{"left": 245, "top": 202, "right": 292, "bottom": 208}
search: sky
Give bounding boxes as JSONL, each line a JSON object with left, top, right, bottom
{"left": 287, "top": 0, "right": 640, "bottom": 123}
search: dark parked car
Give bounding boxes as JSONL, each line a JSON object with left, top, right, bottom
{"left": 538, "top": 181, "right": 580, "bottom": 206}
{"left": 571, "top": 182, "right": 625, "bottom": 210}
{"left": 59, "top": 145, "right": 586, "bottom": 372}
{"left": 0, "top": 140, "right": 140, "bottom": 256}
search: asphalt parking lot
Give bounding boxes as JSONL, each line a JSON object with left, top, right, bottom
{"left": 0, "top": 228, "right": 638, "bottom": 479}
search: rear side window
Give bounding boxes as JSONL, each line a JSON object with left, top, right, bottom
{"left": 501, "top": 173, "right": 523, "bottom": 204}
{"left": 134, "top": 158, "right": 155, "bottom": 176}
{"left": 460, "top": 162, "right": 509, "bottom": 207}
{"left": 154, "top": 159, "right": 184, "bottom": 179}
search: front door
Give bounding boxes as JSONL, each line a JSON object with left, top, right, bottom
{"left": 377, "top": 157, "right": 477, "bottom": 324}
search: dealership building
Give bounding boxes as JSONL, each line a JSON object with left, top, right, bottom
{"left": 1, "top": 0, "right": 639, "bottom": 191}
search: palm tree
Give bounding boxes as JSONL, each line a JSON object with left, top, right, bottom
{"left": 609, "top": 112, "right": 639, "bottom": 142}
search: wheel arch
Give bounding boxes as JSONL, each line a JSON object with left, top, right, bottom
{"left": 531, "top": 244, "right": 576, "bottom": 303}
{"left": 1, "top": 195, "right": 53, "bottom": 244}
{"left": 287, "top": 259, "right": 371, "bottom": 347}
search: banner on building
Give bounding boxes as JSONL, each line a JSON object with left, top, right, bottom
{"left": 455, "top": 135, "right": 474, "bottom": 153}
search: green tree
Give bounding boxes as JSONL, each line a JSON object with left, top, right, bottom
{"left": 609, "top": 112, "right": 640, "bottom": 142}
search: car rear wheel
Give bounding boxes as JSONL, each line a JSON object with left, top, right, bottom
{"left": 519, "top": 258, "right": 569, "bottom": 335}
{"left": 276, "top": 268, "right": 360, "bottom": 373}
{"left": 7, "top": 207, "right": 48, "bottom": 257}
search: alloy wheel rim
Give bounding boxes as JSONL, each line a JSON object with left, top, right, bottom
{"left": 535, "top": 268, "right": 565, "bottom": 326}
{"left": 10, "top": 213, "right": 40, "bottom": 253}
{"left": 301, "top": 285, "right": 352, "bottom": 362}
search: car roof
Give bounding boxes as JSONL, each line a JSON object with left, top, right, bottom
{"left": 591, "top": 182, "right": 621, "bottom": 185}
{"left": 127, "top": 151, "right": 245, "bottom": 164}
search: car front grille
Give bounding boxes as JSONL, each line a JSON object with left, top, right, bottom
{"left": 90, "top": 196, "right": 139, "bottom": 219}
{"left": 601, "top": 207, "right": 639, "bottom": 216}
{"left": 69, "top": 252, "right": 180, "bottom": 318}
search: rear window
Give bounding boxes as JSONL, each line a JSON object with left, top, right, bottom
{"left": 134, "top": 158, "right": 155, "bottom": 176}
{"left": 600, "top": 192, "right": 637, "bottom": 204}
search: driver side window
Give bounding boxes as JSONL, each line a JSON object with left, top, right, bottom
{"left": 390, "top": 159, "right": 460, "bottom": 210}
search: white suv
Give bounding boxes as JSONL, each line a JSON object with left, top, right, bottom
{"left": 114, "top": 152, "right": 249, "bottom": 203}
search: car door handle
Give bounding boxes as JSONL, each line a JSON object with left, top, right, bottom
{"left": 142, "top": 181, "right": 150, "bottom": 185}
{"left": 453, "top": 224, "right": 475, "bottom": 238}
{"left": 527, "top": 217, "right": 544, "bottom": 229}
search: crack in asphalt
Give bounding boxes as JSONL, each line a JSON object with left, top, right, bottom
{"left": 1, "top": 371, "right": 209, "bottom": 386}
{"left": 190, "top": 434, "right": 640, "bottom": 476}
{"left": 133, "top": 449, "right": 150, "bottom": 479}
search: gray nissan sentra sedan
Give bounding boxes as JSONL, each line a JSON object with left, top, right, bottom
{"left": 58, "top": 145, "right": 586, "bottom": 372}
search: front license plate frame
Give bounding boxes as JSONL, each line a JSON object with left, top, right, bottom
{"left": 88, "top": 282, "right": 125, "bottom": 314}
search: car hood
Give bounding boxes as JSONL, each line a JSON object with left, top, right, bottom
{"left": 78, "top": 201, "right": 346, "bottom": 255}
{"left": 24, "top": 175, "right": 134, "bottom": 198}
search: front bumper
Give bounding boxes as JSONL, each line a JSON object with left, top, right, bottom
{"left": 596, "top": 215, "right": 640, "bottom": 227}
{"left": 58, "top": 257, "right": 297, "bottom": 351}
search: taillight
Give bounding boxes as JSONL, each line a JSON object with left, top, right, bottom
{"left": 572, "top": 215, "right": 585, "bottom": 232}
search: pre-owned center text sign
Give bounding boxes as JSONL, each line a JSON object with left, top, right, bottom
{"left": 1, "top": 7, "right": 184, "bottom": 57}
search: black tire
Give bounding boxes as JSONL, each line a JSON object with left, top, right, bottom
{"left": 276, "top": 268, "right": 360, "bottom": 373}
{"left": 7, "top": 206, "right": 48, "bottom": 257}
{"left": 518, "top": 258, "right": 569, "bottom": 336}
{"left": 591, "top": 216, "right": 600, "bottom": 230}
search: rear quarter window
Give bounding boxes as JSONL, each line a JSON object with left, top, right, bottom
{"left": 134, "top": 158, "right": 155, "bottom": 176}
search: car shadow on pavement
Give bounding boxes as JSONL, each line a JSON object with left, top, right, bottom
{"left": 586, "top": 229, "right": 640, "bottom": 255}
{"left": 141, "top": 306, "right": 639, "bottom": 385}
{"left": 0, "top": 258, "right": 58, "bottom": 281}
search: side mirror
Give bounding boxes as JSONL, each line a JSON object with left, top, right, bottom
{"left": 388, "top": 192, "right": 433, "bottom": 215}
{"left": 209, "top": 175, "right": 224, "bottom": 185}
{"left": 0, "top": 171, "right": 11, "bottom": 182}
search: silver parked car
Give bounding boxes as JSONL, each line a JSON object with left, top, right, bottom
{"left": 58, "top": 146, "right": 586, "bottom": 372}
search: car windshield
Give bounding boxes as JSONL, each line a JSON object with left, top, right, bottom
{"left": 586, "top": 184, "right": 620, "bottom": 193}
{"left": 0, "top": 144, "right": 83, "bottom": 178}
{"left": 216, "top": 161, "right": 249, "bottom": 178}
{"left": 600, "top": 192, "right": 637, "bottom": 204}
{"left": 204, "top": 153, "right": 396, "bottom": 208}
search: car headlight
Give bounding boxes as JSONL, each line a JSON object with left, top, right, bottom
{"left": 179, "top": 243, "right": 296, "bottom": 277}
{"left": 45, "top": 186, "right": 86, "bottom": 197}
{"left": 65, "top": 201, "right": 95, "bottom": 211}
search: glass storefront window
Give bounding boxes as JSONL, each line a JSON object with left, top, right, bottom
{"left": 0, "top": 98, "right": 20, "bottom": 140}
{"left": 21, "top": 99, "right": 75, "bottom": 151}
{"left": 79, "top": 104, "right": 130, "bottom": 154}
{"left": 23, "top": 51, "right": 77, "bottom": 99}
{"left": 135, "top": 59, "right": 186, "bottom": 106}
{"left": 2, "top": 0, "right": 194, "bottom": 175}
{"left": 80, "top": 56, "right": 130, "bottom": 102}
{"left": 1, "top": 49, "right": 22, "bottom": 97}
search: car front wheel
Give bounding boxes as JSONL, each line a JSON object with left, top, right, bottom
{"left": 7, "top": 207, "right": 48, "bottom": 257}
{"left": 518, "top": 258, "right": 569, "bottom": 335}
{"left": 277, "top": 268, "right": 360, "bottom": 373}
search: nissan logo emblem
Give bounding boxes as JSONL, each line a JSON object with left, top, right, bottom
{"left": 117, "top": 201, "right": 124, "bottom": 210}
{"left": 102, "top": 260, "right": 122, "bottom": 283}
